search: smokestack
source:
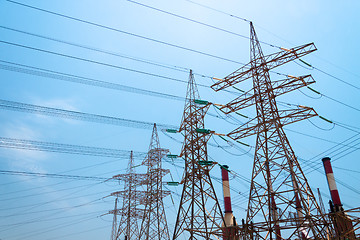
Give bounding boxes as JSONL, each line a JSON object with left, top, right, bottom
{"left": 221, "top": 165, "right": 236, "bottom": 239}
{"left": 322, "top": 157, "right": 342, "bottom": 212}
{"left": 221, "top": 165, "right": 232, "bottom": 214}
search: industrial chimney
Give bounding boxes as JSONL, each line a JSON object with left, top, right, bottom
{"left": 221, "top": 165, "right": 237, "bottom": 240}
{"left": 322, "top": 157, "right": 343, "bottom": 212}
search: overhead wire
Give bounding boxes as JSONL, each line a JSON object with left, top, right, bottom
{"left": 0, "top": 200, "right": 104, "bottom": 219}
{"left": 300, "top": 134, "right": 360, "bottom": 174}
{"left": 0, "top": 157, "right": 125, "bottom": 193}
{"left": 9, "top": 214, "right": 103, "bottom": 240}
{"left": 1, "top": 0, "right": 358, "bottom": 231}
{"left": 297, "top": 132, "right": 360, "bottom": 197}
{"left": 298, "top": 84, "right": 360, "bottom": 113}
{"left": 3, "top": 0, "right": 244, "bottom": 65}
{"left": 0, "top": 60, "right": 186, "bottom": 101}
{"left": 45, "top": 223, "right": 110, "bottom": 240}
{"left": 211, "top": 135, "right": 252, "bottom": 157}
{"left": 332, "top": 166, "right": 360, "bottom": 175}
{"left": 0, "top": 26, "right": 187, "bottom": 71}
{"left": 182, "top": 0, "right": 360, "bottom": 91}
{"left": 182, "top": 0, "right": 250, "bottom": 23}
{"left": 0, "top": 178, "right": 108, "bottom": 205}
{"left": 0, "top": 136, "right": 147, "bottom": 159}
{"left": 0, "top": 41, "right": 240, "bottom": 95}
{"left": 0, "top": 40, "right": 203, "bottom": 86}
{"left": 331, "top": 140, "right": 360, "bottom": 161}
{"left": 0, "top": 25, "right": 213, "bottom": 79}
{"left": 0, "top": 181, "right": 106, "bottom": 214}
{"left": 0, "top": 164, "right": 138, "bottom": 205}
{"left": 125, "top": 0, "right": 279, "bottom": 49}
{"left": 3, "top": 12, "right": 357, "bottom": 116}
{"left": 4, "top": 0, "right": 359, "bottom": 96}
{"left": 0, "top": 209, "right": 105, "bottom": 227}
{"left": 284, "top": 128, "right": 360, "bottom": 149}
{"left": 313, "top": 66, "right": 360, "bottom": 91}
{"left": 208, "top": 105, "right": 360, "bottom": 204}
{"left": 0, "top": 99, "right": 177, "bottom": 130}
{"left": 0, "top": 186, "right": 109, "bottom": 234}
{"left": 1, "top": 0, "right": 292, "bottom": 81}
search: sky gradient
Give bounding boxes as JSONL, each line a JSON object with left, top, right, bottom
{"left": 0, "top": 0, "right": 359, "bottom": 239}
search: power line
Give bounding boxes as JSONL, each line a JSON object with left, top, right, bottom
{"left": 125, "top": 0, "right": 279, "bottom": 49}
{"left": 0, "top": 25, "right": 211, "bottom": 78}
{"left": 300, "top": 134, "right": 360, "bottom": 175}
{"left": 0, "top": 60, "right": 186, "bottom": 101}
{"left": 0, "top": 40, "right": 198, "bottom": 86}
{"left": 299, "top": 86, "right": 360, "bottom": 113}
{"left": 46, "top": 223, "right": 110, "bottom": 240}
{"left": 285, "top": 128, "right": 360, "bottom": 149}
{"left": 5, "top": 0, "right": 359, "bottom": 94}
{"left": 0, "top": 136, "right": 148, "bottom": 158}
{"left": 0, "top": 170, "right": 111, "bottom": 181}
{"left": 313, "top": 66, "right": 360, "bottom": 91}
{"left": 333, "top": 166, "right": 360, "bottom": 175}
{"left": 0, "top": 99, "right": 177, "bottom": 130}
{"left": 0, "top": 209, "right": 104, "bottom": 227}
{"left": 182, "top": 0, "right": 360, "bottom": 91}
{"left": 0, "top": 40, "right": 241, "bottom": 94}
{"left": 0, "top": 157, "right": 124, "bottom": 193}
{"left": 3, "top": 59, "right": 357, "bottom": 136}
{"left": 8, "top": 214, "right": 101, "bottom": 240}
{"left": 3, "top": 0, "right": 244, "bottom": 65}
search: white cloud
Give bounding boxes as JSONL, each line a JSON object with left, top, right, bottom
{"left": 2, "top": 124, "right": 48, "bottom": 171}
{"left": 34, "top": 98, "right": 79, "bottom": 111}
{"left": 31, "top": 98, "right": 81, "bottom": 125}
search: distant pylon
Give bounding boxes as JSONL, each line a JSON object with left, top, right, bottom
{"left": 110, "top": 197, "right": 118, "bottom": 240}
{"left": 109, "top": 151, "right": 147, "bottom": 240}
{"left": 212, "top": 22, "right": 330, "bottom": 239}
{"left": 173, "top": 70, "right": 225, "bottom": 239}
{"left": 139, "top": 124, "right": 171, "bottom": 240}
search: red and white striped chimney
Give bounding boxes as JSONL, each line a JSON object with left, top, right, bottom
{"left": 221, "top": 165, "right": 236, "bottom": 240}
{"left": 221, "top": 165, "right": 232, "bottom": 214}
{"left": 322, "top": 157, "right": 342, "bottom": 211}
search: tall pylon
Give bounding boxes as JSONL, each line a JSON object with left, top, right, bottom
{"left": 212, "top": 22, "right": 330, "bottom": 239}
{"left": 173, "top": 70, "right": 225, "bottom": 239}
{"left": 109, "top": 151, "right": 148, "bottom": 240}
{"left": 139, "top": 124, "right": 171, "bottom": 240}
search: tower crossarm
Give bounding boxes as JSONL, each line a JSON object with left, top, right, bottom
{"left": 109, "top": 208, "right": 144, "bottom": 219}
{"left": 179, "top": 130, "right": 213, "bottom": 158}
{"left": 179, "top": 102, "right": 211, "bottom": 132}
{"left": 220, "top": 75, "right": 315, "bottom": 114}
{"left": 211, "top": 43, "right": 317, "bottom": 91}
{"left": 110, "top": 190, "right": 148, "bottom": 200}
{"left": 142, "top": 147, "right": 169, "bottom": 167}
{"left": 140, "top": 190, "right": 171, "bottom": 204}
{"left": 112, "top": 173, "right": 148, "bottom": 184}
{"left": 227, "top": 106, "right": 317, "bottom": 140}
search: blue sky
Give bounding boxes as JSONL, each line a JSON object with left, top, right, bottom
{"left": 0, "top": 0, "right": 359, "bottom": 239}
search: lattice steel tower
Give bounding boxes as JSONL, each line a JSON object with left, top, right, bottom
{"left": 109, "top": 151, "right": 147, "bottom": 240}
{"left": 212, "top": 22, "right": 330, "bottom": 239}
{"left": 139, "top": 124, "right": 171, "bottom": 240}
{"left": 173, "top": 70, "right": 225, "bottom": 239}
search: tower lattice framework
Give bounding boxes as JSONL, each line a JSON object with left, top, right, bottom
{"left": 109, "top": 151, "right": 148, "bottom": 240}
{"left": 212, "top": 22, "right": 331, "bottom": 239}
{"left": 173, "top": 70, "right": 225, "bottom": 240}
{"left": 139, "top": 124, "right": 171, "bottom": 240}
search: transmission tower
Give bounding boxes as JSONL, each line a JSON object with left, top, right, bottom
{"left": 139, "top": 124, "right": 171, "bottom": 240}
{"left": 109, "top": 151, "right": 148, "bottom": 240}
{"left": 173, "top": 70, "right": 225, "bottom": 239}
{"left": 211, "top": 22, "right": 330, "bottom": 239}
